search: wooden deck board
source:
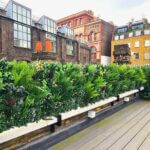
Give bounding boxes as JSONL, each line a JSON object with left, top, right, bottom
{"left": 138, "top": 133, "right": 150, "bottom": 150}
{"left": 63, "top": 101, "right": 144, "bottom": 150}
{"left": 49, "top": 100, "right": 150, "bottom": 150}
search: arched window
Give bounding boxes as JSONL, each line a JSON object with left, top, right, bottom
{"left": 91, "top": 47, "right": 97, "bottom": 60}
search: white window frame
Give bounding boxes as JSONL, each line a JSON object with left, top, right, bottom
{"left": 129, "top": 32, "right": 133, "bottom": 37}
{"left": 135, "top": 30, "right": 141, "bottom": 36}
{"left": 135, "top": 41, "right": 140, "bottom": 48}
{"left": 120, "top": 35, "right": 124, "bottom": 40}
{"left": 144, "top": 29, "right": 150, "bottom": 35}
{"left": 145, "top": 40, "right": 150, "bottom": 47}
{"left": 114, "top": 35, "right": 119, "bottom": 40}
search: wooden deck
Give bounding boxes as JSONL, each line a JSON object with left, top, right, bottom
{"left": 49, "top": 100, "right": 150, "bottom": 150}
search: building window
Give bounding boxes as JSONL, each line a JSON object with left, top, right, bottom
{"left": 135, "top": 30, "right": 141, "bottom": 36}
{"left": 135, "top": 41, "right": 140, "bottom": 48}
{"left": 133, "top": 52, "right": 139, "bottom": 60}
{"left": 75, "top": 19, "right": 78, "bottom": 26}
{"left": 46, "top": 33, "right": 56, "bottom": 53}
{"left": 144, "top": 52, "right": 150, "bottom": 60}
{"left": 144, "top": 29, "right": 150, "bottom": 35}
{"left": 80, "top": 18, "right": 83, "bottom": 25}
{"left": 129, "top": 32, "right": 133, "bottom": 37}
{"left": 94, "top": 33, "right": 97, "bottom": 41}
{"left": 145, "top": 40, "right": 150, "bottom": 47}
{"left": 12, "top": 3, "right": 31, "bottom": 25}
{"left": 120, "top": 35, "right": 124, "bottom": 40}
{"left": 88, "top": 18, "right": 91, "bottom": 23}
{"left": 116, "top": 27, "right": 128, "bottom": 34}
{"left": 114, "top": 35, "right": 119, "bottom": 40}
{"left": 44, "top": 18, "right": 57, "bottom": 34}
{"left": 66, "top": 40, "right": 73, "bottom": 55}
{"left": 14, "top": 23, "right": 31, "bottom": 48}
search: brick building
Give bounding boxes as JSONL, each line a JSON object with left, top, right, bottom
{"left": 57, "top": 10, "right": 114, "bottom": 65}
{"left": 111, "top": 19, "right": 150, "bottom": 66}
{"left": 0, "top": 0, "right": 91, "bottom": 64}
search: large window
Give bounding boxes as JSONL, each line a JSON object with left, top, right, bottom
{"left": 132, "top": 24, "right": 144, "bottom": 30}
{"left": 114, "top": 35, "right": 119, "bottom": 40}
{"left": 135, "top": 30, "right": 141, "bottom": 36}
{"left": 145, "top": 40, "right": 150, "bottom": 47}
{"left": 133, "top": 52, "right": 139, "bottom": 60}
{"left": 134, "top": 41, "right": 140, "bottom": 48}
{"left": 144, "top": 29, "right": 150, "bottom": 35}
{"left": 144, "top": 52, "right": 150, "bottom": 60}
{"left": 129, "top": 32, "right": 133, "bottom": 37}
{"left": 116, "top": 27, "right": 128, "bottom": 34}
{"left": 14, "top": 23, "right": 31, "bottom": 48}
{"left": 46, "top": 33, "right": 56, "bottom": 53}
{"left": 44, "top": 18, "right": 56, "bottom": 34}
{"left": 12, "top": 3, "right": 31, "bottom": 25}
{"left": 66, "top": 40, "right": 74, "bottom": 55}
{"left": 120, "top": 35, "right": 124, "bottom": 40}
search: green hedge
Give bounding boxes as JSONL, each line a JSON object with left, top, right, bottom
{"left": 0, "top": 59, "right": 149, "bottom": 133}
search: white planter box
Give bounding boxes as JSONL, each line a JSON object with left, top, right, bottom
{"left": 0, "top": 117, "right": 57, "bottom": 144}
{"left": 119, "top": 89, "right": 139, "bottom": 99}
{"left": 61, "top": 97, "right": 117, "bottom": 120}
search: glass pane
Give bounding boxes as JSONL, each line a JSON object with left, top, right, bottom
{"left": 23, "top": 26, "right": 27, "bottom": 33}
{"left": 14, "top": 31, "right": 18, "bottom": 38}
{"left": 13, "top": 12, "right": 17, "bottom": 20}
{"left": 22, "top": 16, "right": 27, "bottom": 24}
{"left": 27, "top": 18, "right": 31, "bottom": 25}
{"left": 18, "top": 25, "right": 22, "bottom": 31}
{"left": 14, "top": 23, "right": 18, "bottom": 30}
{"left": 22, "top": 8, "right": 26, "bottom": 16}
{"left": 27, "top": 10, "right": 31, "bottom": 18}
{"left": 18, "top": 6, "right": 22, "bottom": 14}
{"left": 28, "top": 34, "right": 31, "bottom": 41}
{"left": 23, "top": 32, "right": 27, "bottom": 40}
{"left": 13, "top": 4, "right": 17, "bottom": 13}
{"left": 18, "top": 14, "right": 22, "bottom": 22}
{"left": 18, "top": 32, "right": 23, "bottom": 39}
{"left": 27, "top": 28, "right": 31, "bottom": 34}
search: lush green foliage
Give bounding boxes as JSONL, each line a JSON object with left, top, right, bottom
{"left": 141, "top": 67, "right": 150, "bottom": 99}
{"left": 0, "top": 59, "right": 149, "bottom": 133}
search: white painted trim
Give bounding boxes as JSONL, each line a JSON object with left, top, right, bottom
{"left": 61, "top": 97, "right": 117, "bottom": 120}
{"left": 0, "top": 117, "right": 57, "bottom": 144}
{"left": 119, "top": 89, "right": 139, "bottom": 99}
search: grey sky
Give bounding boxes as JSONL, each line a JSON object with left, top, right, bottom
{"left": 1, "top": 0, "right": 150, "bottom": 26}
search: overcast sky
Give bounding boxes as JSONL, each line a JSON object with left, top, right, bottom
{"left": 1, "top": 0, "right": 150, "bottom": 26}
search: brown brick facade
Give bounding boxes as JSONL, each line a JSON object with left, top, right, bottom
{"left": 0, "top": 15, "right": 91, "bottom": 64}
